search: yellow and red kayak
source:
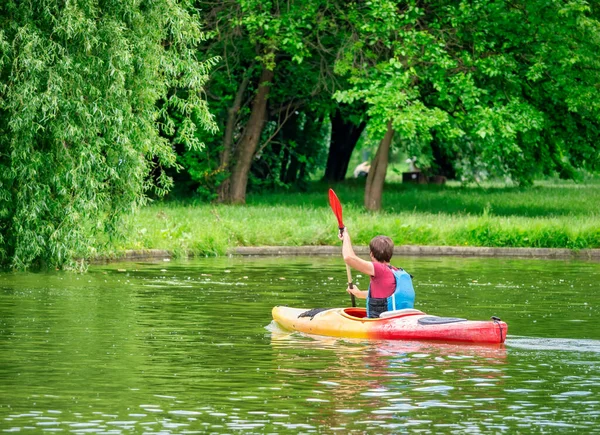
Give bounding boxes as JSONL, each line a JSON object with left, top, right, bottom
{"left": 272, "top": 306, "right": 507, "bottom": 344}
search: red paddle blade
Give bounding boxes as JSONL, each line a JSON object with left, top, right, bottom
{"left": 328, "top": 189, "right": 344, "bottom": 228}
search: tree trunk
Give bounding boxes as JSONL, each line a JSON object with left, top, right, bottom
{"left": 228, "top": 67, "right": 274, "bottom": 204}
{"left": 323, "top": 108, "right": 366, "bottom": 182}
{"left": 217, "top": 72, "right": 252, "bottom": 202}
{"left": 364, "top": 121, "right": 394, "bottom": 211}
{"left": 279, "top": 145, "right": 290, "bottom": 183}
{"left": 279, "top": 111, "right": 300, "bottom": 184}
{"left": 430, "top": 134, "right": 457, "bottom": 179}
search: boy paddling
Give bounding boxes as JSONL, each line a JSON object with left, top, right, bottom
{"left": 340, "top": 228, "right": 415, "bottom": 318}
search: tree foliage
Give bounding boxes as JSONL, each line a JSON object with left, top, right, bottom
{"left": 338, "top": 1, "right": 600, "bottom": 178}
{"left": 0, "top": 0, "right": 216, "bottom": 269}
{"left": 189, "top": 0, "right": 599, "bottom": 211}
{"left": 332, "top": 0, "right": 600, "bottom": 207}
{"left": 173, "top": 0, "right": 340, "bottom": 204}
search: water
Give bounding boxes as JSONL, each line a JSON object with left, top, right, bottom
{"left": 1, "top": 255, "right": 599, "bottom": 433}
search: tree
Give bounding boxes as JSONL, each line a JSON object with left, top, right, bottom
{"left": 365, "top": 122, "right": 394, "bottom": 210}
{"left": 189, "top": 0, "right": 340, "bottom": 203}
{"left": 423, "top": 0, "right": 600, "bottom": 184}
{"left": 323, "top": 104, "right": 367, "bottom": 182}
{"left": 0, "top": 0, "right": 216, "bottom": 269}
{"left": 168, "top": 0, "right": 600, "bottom": 210}
{"left": 229, "top": 66, "right": 275, "bottom": 203}
{"left": 335, "top": 0, "right": 600, "bottom": 209}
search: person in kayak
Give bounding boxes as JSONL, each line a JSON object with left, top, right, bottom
{"left": 340, "top": 228, "right": 415, "bottom": 318}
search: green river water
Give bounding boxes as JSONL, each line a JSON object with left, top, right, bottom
{"left": 1, "top": 255, "right": 599, "bottom": 434}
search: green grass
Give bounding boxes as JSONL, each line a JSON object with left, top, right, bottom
{"left": 106, "top": 179, "right": 600, "bottom": 257}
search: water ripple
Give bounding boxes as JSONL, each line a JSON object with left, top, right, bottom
{"left": 507, "top": 336, "right": 600, "bottom": 353}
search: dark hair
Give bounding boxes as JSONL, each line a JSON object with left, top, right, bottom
{"left": 369, "top": 236, "right": 394, "bottom": 262}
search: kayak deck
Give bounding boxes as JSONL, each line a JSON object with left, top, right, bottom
{"left": 272, "top": 306, "right": 507, "bottom": 344}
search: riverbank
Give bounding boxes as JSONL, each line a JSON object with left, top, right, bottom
{"left": 89, "top": 180, "right": 600, "bottom": 264}
{"left": 104, "top": 180, "right": 600, "bottom": 259}
{"left": 93, "top": 245, "right": 600, "bottom": 263}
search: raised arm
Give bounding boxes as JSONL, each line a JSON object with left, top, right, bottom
{"left": 341, "top": 228, "right": 375, "bottom": 276}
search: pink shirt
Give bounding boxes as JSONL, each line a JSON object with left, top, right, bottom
{"left": 369, "top": 262, "right": 396, "bottom": 298}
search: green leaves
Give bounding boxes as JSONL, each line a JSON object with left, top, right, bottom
{"left": 0, "top": 0, "right": 216, "bottom": 269}
{"left": 333, "top": 0, "right": 600, "bottom": 183}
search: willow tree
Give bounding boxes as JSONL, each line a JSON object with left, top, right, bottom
{"left": 0, "top": 0, "right": 217, "bottom": 269}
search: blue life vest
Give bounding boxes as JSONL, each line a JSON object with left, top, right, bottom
{"left": 367, "top": 267, "right": 415, "bottom": 318}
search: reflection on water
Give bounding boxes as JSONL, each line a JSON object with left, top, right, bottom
{"left": 1, "top": 255, "right": 600, "bottom": 433}
{"left": 268, "top": 322, "right": 599, "bottom": 432}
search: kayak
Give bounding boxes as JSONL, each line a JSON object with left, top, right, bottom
{"left": 272, "top": 306, "right": 508, "bottom": 344}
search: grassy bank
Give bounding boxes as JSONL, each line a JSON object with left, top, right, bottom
{"left": 109, "top": 180, "right": 600, "bottom": 257}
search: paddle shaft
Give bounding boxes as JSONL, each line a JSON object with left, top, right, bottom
{"left": 339, "top": 226, "right": 356, "bottom": 308}
{"left": 345, "top": 263, "right": 356, "bottom": 307}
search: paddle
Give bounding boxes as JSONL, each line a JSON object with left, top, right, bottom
{"left": 328, "top": 188, "right": 356, "bottom": 308}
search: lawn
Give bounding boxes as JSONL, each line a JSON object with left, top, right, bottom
{"left": 109, "top": 179, "right": 600, "bottom": 257}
